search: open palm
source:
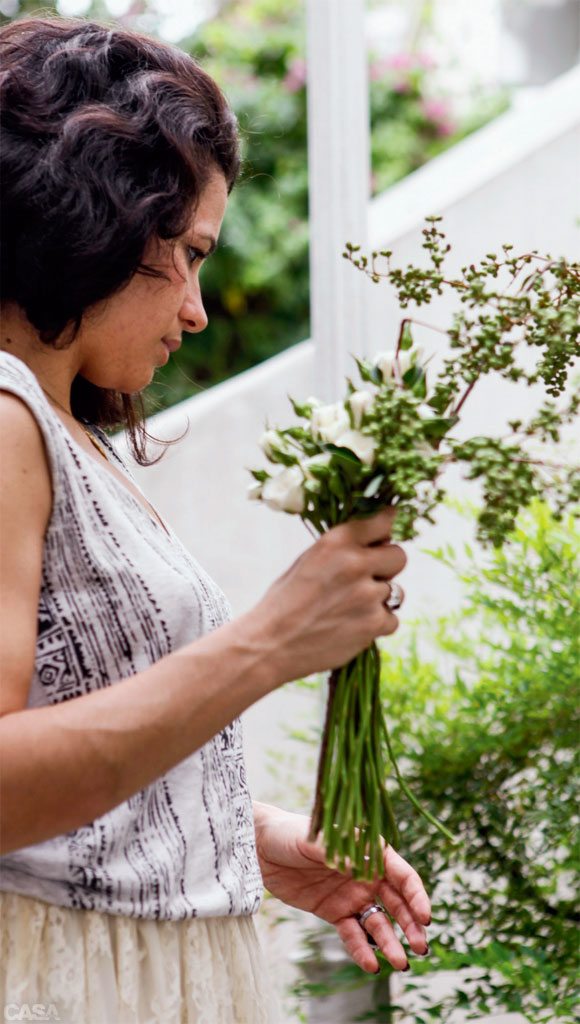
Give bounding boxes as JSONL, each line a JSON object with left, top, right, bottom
{"left": 253, "top": 802, "right": 431, "bottom": 974}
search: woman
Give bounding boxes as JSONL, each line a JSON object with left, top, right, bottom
{"left": 0, "top": 16, "right": 430, "bottom": 1023}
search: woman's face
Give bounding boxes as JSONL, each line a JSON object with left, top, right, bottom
{"left": 75, "top": 169, "right": 228, "bottom": 393}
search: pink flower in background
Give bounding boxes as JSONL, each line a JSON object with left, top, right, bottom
{"left": 283, "top": 59, "right": 307, "bottom": 93}
{"left": 386, "top": 53, "right": 414, "bottom": 70}
{"left": 393, "top": 79, "right": 411, "bottom": 94}
{"left": 370, "top": 59, "right": 389, "bottom": 81}
{"left": 415, "top": 52, "right": 436, "bottom": 69}
{"left": 421, "top": 98, "right": 456, "bottom": 136}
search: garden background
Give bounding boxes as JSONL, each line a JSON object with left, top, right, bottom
{"left": 2, "top": 1, "right": 578, "bottom": 1021}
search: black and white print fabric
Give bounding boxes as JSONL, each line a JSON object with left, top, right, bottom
{"left": 0, "top": 352, "right": 263, "bottom": 919}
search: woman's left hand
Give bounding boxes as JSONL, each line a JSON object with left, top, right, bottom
{"left": 253, "top": 801, "right": 430, "bottom": 974}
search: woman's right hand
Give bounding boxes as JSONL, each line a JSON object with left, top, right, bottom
{"left": 245, "top": 508, "right": 406, "bottom": 686}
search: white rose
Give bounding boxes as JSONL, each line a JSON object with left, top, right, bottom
{"left": 311, "top": 401, "right": 350, "bottom": 444}
{"left": 397, "top": 351, "right": 412, "bottom": 376}
{"left": 261, "top": 465, "right": 305, "bottom": 513}
{"left": 334, "top": 428, "right": 376, "bottom": 466}
{"left": 372, "top": 351, "right": 395, "bottom": 381}
{"left": 303, "top": 453, "right": 332, "bottom": 476}
{"left": 259, "top": 428, "right": 284, "bottom": 458}
{"left": 348, "top": 390, "right": 374, "bottom": 428}
{"left": 398, "top": 346, "right": 425, "bottom": 377}
{"left": 302, "top": 453, "right": 332, "bottom": 494}
{"left": 247, "top": 481, "right": 264, "bottom": 500}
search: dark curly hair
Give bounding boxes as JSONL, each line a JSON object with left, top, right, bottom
{"left": 0, "top": 16, "right": 240, "bottom": 462}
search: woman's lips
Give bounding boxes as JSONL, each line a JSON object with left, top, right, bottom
{"left": 160, "top": 337, "right": 181, "bottom": 363}
{"left": 162, "top": 337, "right": 182, "bottom": 353}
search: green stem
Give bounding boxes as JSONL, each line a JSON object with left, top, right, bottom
{"left": 380, "top": 715, "right": 456, "bottom": 843}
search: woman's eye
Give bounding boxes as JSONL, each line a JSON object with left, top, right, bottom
{"left": 187, "top": 246, "right": 204, "bottom": 266}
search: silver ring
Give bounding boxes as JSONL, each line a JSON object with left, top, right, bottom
{"left": 356, "top": 905, "right": 385, "bottom": 950}
{"left": 357, "top": 904, "right": 385, "bottom": 927}
{"left": 384, "top": 581, "right": 403, "bottom": 611}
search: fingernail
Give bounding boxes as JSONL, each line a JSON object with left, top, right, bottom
{"left": 374, "top": 965, "right": 381, "bottom": 975}
{"left": 402, "top": 962, "right": 410, "bottom": 972}
{"left": 422, "top": 945, "right": 429, "bottom": 956}
{"left": 426, "top": 916, "right": 432, "bottom": 926}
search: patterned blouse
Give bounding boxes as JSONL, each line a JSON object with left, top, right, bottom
{"left": 0, "top": 352, "right": 263, "bottom": 920}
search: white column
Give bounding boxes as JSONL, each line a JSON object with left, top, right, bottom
{"left": 306, "top": 0, "right": 371, "bottom": 401}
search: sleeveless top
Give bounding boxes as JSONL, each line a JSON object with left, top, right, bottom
{"left": 0, "top": 352, "right": 263, "bottom": 920}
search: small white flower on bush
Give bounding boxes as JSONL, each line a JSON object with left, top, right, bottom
{"left": 311, "top": 401, "right": 350, "bottom": 444}
{"left": 348, "top": 390, "right": 374, "bottom": 428}
{"left": 261, "top": 464, "right": 305, "bottom": 513}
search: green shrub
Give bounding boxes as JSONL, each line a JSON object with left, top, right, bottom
{"left": 292, "top": 502, "right": 579, "bottom": 1022}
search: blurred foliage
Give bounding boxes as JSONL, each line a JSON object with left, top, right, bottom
{"left": 149, "top": 0, "right": 509, "bottom": 411}
{"left": 1, "top": 0, "right": 509, "bottom": 409}
{"left": 291, "top": 501, "right": 579, "bottom": 1022}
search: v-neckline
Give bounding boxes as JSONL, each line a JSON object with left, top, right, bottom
{"left": 51, "top": 413, "right": 172, "bottom": 539}
{"left": 85, "top": 428, "right": 172, "bottom": 538}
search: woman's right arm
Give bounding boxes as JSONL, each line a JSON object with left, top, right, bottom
{"left": 0, "top": 394, "right": 405, "bottom": 854}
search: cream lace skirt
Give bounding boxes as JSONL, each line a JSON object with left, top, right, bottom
{"left": 0, "top": 892, "right": 280, "bottom": 1024}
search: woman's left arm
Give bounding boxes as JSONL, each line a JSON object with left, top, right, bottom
{"left": 253, "top": 801, "right": 430, "bottom": 974}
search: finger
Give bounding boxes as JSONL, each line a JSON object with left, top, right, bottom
{"left": 380, "top": 844, "right": 431, "bottom": 924}
{"left": 376, "top": 847, "right": 431, "bottom": 952}
{"left": 378, "top": 608, "right": 399, "bottom": 637}
{"left": 366, "top": 542, "right": 407, "bottom": 580}
{"left": 359, "top": 908, "right": 411, "bottom": 971}
{"left": 336, "top": 914, "right": 408, "bottom": 974}
{"left": 343, "top": 508, "right": 397, "bottom": 547}
{"left": 335, "top": 916, "right": 381, "bottom": 974}
{"left": 377, "top": 880, "right": 429, "bottom": 954}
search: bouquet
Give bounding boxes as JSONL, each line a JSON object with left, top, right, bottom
{"left": 248, "top": 218, "right": 580, "bottom": 879}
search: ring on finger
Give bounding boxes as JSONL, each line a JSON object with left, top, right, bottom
{"left": 384, "top": 581, "right": 404, "bottom": 611}
{"left": 356, "top": 904, "right": 386, "bottom": 949}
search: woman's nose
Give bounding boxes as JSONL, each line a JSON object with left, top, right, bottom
{"left": 180, "top": 280, "right": 208, "bottom": 333}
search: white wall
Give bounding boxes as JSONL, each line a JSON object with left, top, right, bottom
{"left": 122, "top": 64, "right": 580, "bottom": 804}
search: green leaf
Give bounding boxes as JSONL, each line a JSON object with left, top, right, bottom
{"left": 324, "top": 444, "right": 362, "bottom": 465}
{"left": 289, "top": 396, "right": 314, "bottom": 419}
{"left": 403, "top": 365, "right": 427, "bottom": 399}
{"left": 249, "top": 469, "right": 269, "bottom": 482}
{"left": 423, "top": 415, "right": 459, "bottom": 443}
{"left": 427, "top": 392, "right": 450, "bottom": 414}
{"left": 400, "top": 321, "right": 414, "bottom": 350}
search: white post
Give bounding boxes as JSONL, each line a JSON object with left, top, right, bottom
{"left": 306, "top": 0, "right": 371, "bottom": 401}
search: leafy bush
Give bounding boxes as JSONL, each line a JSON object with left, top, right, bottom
{"left": 380, "top": 501, "right": 579, "bottom": 1021}
{"left": 292, "top": 502, "right": 579, "bottom": 1022}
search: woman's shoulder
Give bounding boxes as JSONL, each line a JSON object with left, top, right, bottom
{"left": 0, "top": 384, "right": 52, "bottom": 555}
{"left": 0, "top": 351, "right": 68, "bottom": 494}
{"left": 0, "top": 350, "right": 43, "bottom": 392}
{"left": 0, "top": 354, "right": 49, "bottom": 452}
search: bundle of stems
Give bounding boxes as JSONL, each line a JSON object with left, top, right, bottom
{"left": 308, "top": 644, "right": 454, "bottom": 880}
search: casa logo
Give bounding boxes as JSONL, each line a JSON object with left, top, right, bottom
{"left": 3, "top": 1006, "right": 60, "bottom": 1021}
